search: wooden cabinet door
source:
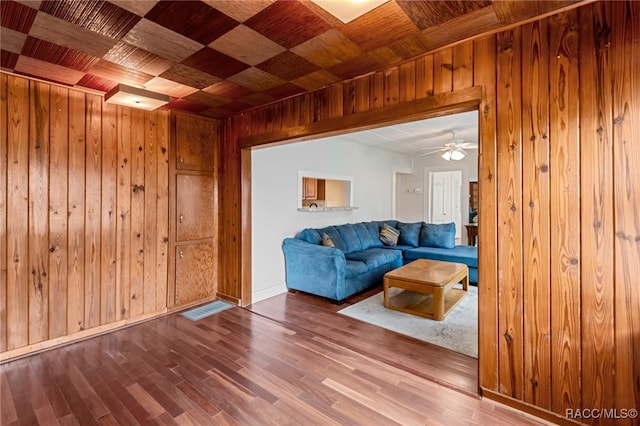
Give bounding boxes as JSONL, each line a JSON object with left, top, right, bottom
{"left": 176, "top": 174, "right": 214, "bottom": 241}
{"left": 303, "top": 178, "right": 317, "bottom": 199}
{"left": 175, "top": 242, "right": 215, "bottom": 305}
{"left": 175, "top": 114, "right": 216, "bottom": 171}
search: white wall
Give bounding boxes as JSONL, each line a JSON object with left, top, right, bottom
{"left": 396, "top": 152, "right": 478, "bottom": 242}
{"left": 251, "top": 138, "right": 412, "bottom": 302}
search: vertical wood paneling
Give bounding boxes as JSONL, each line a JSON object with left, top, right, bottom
{"left": 130, "top": 108, "right": 145, "bottom": 318}
{"left": 6, "top": 75, "right": 29, "bottom": 350}
{"left": 369, "top": 72, "right": 384, "bottom": 110}
{"left": 155, "top": 111, "right": 169, "bottom": 312}
{"left": 399, "top": 61, "right": 416, "bottom": 103}
{"left": 2, "top": 74, "right": 172, "bottom": 359}
{"left": 496, "top": 27, "right": 524, "bottom": 400}
{"left": 48, "top": 85, "right": 69, "bottom": 339}
{"left": 452, "top": 41, "right": 473, "bottom": 90}
{"left": 383, "top": 67, "right": 399, "bottom": 106}
{"left": 84, "top": 94, "right": 102, "bottom": 330}
{"left": 611, "top": 0, "right": 640, "bottom": 417}
{"left": 116, "top": 106, "right": 131, "bottom": 320}
{"left": 415, "top": 54, "right": 434, "bottom": 98}
{"left": 474, "top": 34, "right": 499, "bottom": 393}
{"left": 521, "top": 19, "right": 551, "bottom": 410}
{"left": 354, "top": 77, "right": 370, "bottom": 112}
{"left": 579, "top": 2, "right": 615, "bottom": 418}
{"left": 144, "top": 112, "right": 158, "bottom": 313}
{"left": 549, "top": 10, "right": 581, "bottom": 415}
{"left": 433, "top": 48, "right": 453, "bottom": 94}
{"left": 28, "top": 81, "right": 50, "bottom": 344}
{"left": 0, "top": 74, "right": 7, "bottom": 352}
{"left": 67, "top": 90, "right": 85, "bottom": 333}
{"left": 100, "top": 101, "right": 117, "bottom": 325}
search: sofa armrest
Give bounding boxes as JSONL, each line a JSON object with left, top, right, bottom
{"left": 282, "top": 238, "right": 346, "bottom": 300}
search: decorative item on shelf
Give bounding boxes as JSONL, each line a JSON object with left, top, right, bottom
{"left": 105, "top": 84, "right": 169, "bottom": 111}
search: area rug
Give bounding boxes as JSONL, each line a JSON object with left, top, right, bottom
{"left": 338, "top": 285, "right": 478, "bottom": 358}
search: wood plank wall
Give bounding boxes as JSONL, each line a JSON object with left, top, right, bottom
{"left": 0, "top": 74, "right": 170, "bottom": 357}
{"left": 224, "top": 1, "right": 639, "bottom": 423}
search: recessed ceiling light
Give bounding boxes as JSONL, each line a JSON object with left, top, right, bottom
{"left": 310, "top": 0, "right": 389, "bottom": 23}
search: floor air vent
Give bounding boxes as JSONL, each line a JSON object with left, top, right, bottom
{"left": 180, "top": 300, "right": 234, "bottom": 321}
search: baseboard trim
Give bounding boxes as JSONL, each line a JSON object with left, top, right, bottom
{"left": 481, "top": 388, "right": 584, "bottom": 425}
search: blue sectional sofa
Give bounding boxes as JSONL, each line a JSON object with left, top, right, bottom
{"left": 282, "top": 220, "right": 477, "bottom": 303}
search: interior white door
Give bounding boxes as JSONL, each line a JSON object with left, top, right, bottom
{"left": 428, "top": 170, "right": 462, "bottom": 239}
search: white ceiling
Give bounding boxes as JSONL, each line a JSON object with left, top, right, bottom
{"left": 332, "top": 110, "right": 479, "bottom": 157}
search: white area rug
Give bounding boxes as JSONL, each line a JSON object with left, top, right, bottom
{"left": 338, "top": 285, "right": 478, "bottom": 358}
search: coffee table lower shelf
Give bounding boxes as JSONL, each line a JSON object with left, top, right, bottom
{"left": 385, "top": 287, "right": 467, "bottom": 320}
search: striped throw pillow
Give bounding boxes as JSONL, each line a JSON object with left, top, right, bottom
{"left": 379, "top": 223, "right": 400, "bottom": 246}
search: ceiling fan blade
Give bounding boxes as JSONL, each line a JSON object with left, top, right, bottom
{"left": 418, "top": 147, "right": 448, "bottom": 157}
{"left": 459, "top": 142, "right": 478, "bottom": 149}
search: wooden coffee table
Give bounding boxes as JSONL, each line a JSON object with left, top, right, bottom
{"left": 383, "top": 259, "right": 468, "bottom": 321}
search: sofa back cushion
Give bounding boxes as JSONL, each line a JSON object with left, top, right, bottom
{"left": 350, "top": 222, "right": 381, "bottom": 249}
{"left": 420, "top": 222, "right": 456, "bottom": 249}
{"left": 296, "top": 228, "right": 322, "bottom": 244}
{"left": 397, "top": 222, "right": 422, "bottom": 247}
{"left": 335, "top": 224, "right": 364, "bottom": 254}
{"left": 318, "top": 226, "right": 347, "bottom": 252}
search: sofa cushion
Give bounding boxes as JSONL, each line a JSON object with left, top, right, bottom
{"left": 346, "top": 248, "right": 403, "bottom": 270}
{"left": 379, "top": 223, "right": 400, "bottom": 246}
{"left": 345, "top": 260, "right": 368, "bottom": 278}
{"left": 350, "top": 222, "right": 378, "bottom": 249}
{"left": 397, "top": 222, "right": 422, "bottom": 247}
{"left": 364, "top": 222, "right": 384, "bottom": 248}
{"left": 420, "top": 222, "right": 456, "bottom": 249}
{"left": 404, "top": 245, "right": 478, "bottom": 268}
{"left": 297, "top": 228, "right": 321, "bottom": 244}
{"left": 335, "top": 224, "right": 364, "bottom": 254}
{"left": 318, "top": 226, "right": 346, "bottom": 252}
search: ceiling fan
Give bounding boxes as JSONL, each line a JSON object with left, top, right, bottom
{"left": 418, "top": 130, "right": 478, "bottom": 160}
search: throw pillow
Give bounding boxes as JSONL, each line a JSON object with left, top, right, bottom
{"left": 420, "top": 222, "right": 456, "bottom": 249}
{"left": 321, "top": 233, "right": 335, "bottom": 247}
{"left": 397, "top": 222, "right": 422, "bottom": 247}
{"left": 379, "top": 223, "right": 400, "bottom": 246}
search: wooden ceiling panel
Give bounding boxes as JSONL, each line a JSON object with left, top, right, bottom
{"left": 245, "top": 1, "right": 332, "bottom": 48}
{"left": 76, "top": 73, "right": 118, "bottom": 92}
{"left": 182, "top": 47, "right": 250, "bottom": 79}
{"left": 109, "top": 0, "right": 158, "bottom": 17}
{"left": 216, "top": 100, "right": 252, "bottom": 113}
{"left": 227, "top": 67, "right": 285, "bottom": 91}
{"left": 238, "top": 92, "right": 274, "bottom": 106}
{"left": 87, "top": 59, "right": 153, "bottom": 87}
{"left": 1, "top": 27, "right": 27, "bottom": 54}
{"left": 145, "top": 1, "right": 239, "bottom": 45}
{"left": 39, "top": 0, "right": 140, "bottom": 39}
{"left": 396, "top": 0, "right": 491, "bottom": 30}
{"left": 291, "top": 29, "right": 363, "bottom": 68}
{"left": 340, "top": 2, "right": 420, "bottom": 51}
{"left": 420, "top": 6, "right": 501, "bottom": 51}
{"left": 291, "top": 69, "right": 341, "bottom": 91}
{"left": 1, "top": 50, "right": 20, "bottom": 70}
{"left": 185, "top": 90, "right": 231, "bottom": 108}
{"left": 103, "top": 42, "right": 174, "bottom": 76}
{"left": 122, "top": 18, "right": 203, "bottom": 63}
{"left": 159, "top": 63, "right": 221, "bottom": 90}
{"left": 203, "top": 0, "right": 276, "bottom": 23}
{"left": 143, "top": 76, "right": 198, "bottom": 98}
{"left": 15, "top": 55, "right": 84, "bottom": 85}
{"left": 29, "top": 12, "right": 117, "bottom": 57}
{"left": 491, "top": 0, "right": 579, "bottom": 24}
{"left": 256, "top": 51, "right": 319, "bottom": 81}
{"left": 13, "top": 1, "right": 42, "bottom": 9}
{"left": 22, "top": 37, "right": 100, "bottom": 72}
{"left": 370, "top": 33, "right": 431, "bottom": 65}
{"left": 203, "top": 81, "right": 254, "bottom": 99}
{"left": 264, "top": 82, "right": 306, "bottom": 99}
{"left": 0, "top": 0, "right": 37, "bottom": 33}
{"left": 328, "top": 53, "right": 384, "bottom": 80}
{"left": 208, "top": 24, "right": 286, "bottom": 66}
{"left": 165, "top": 97, "right": 209, "bottom": 113}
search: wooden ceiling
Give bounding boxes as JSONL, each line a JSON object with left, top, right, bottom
{"left": 1, "top": 0, "right": 581, "bottom": 118}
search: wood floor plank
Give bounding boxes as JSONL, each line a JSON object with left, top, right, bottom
{"left": 0, "top": 292, "right": 549, "bottom": 426}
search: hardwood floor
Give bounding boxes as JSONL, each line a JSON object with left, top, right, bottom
{"left": 1, "top": 289, "right": 548, "bottom": 425}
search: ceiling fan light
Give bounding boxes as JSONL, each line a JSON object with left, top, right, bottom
{"left": 450, "top": 149, "right": 466, "bottom": 161}
{"left": 441, "top": 150, "right": 453, "bottom": 161}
